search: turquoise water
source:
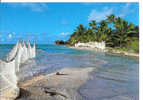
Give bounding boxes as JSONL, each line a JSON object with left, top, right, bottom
{"left": 0, "top": 44, "right": 139, "bottom": 100}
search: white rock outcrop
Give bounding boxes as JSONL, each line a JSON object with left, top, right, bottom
{"left": 75, "top": 41, "right": 106, "bottom": 50}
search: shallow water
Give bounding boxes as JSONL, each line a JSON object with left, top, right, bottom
{"left": 79, "top": 53, "right": 139, "bottom": 100}
{"left": 0, "top": 44, "right": 139, "bottom": 100}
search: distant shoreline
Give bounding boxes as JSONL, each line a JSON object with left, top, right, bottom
{"left": 67, "top": 45, "right": 139, "bottom": 57}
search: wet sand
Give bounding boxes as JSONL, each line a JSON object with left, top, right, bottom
{"left": 17, "top": 67, "right": 94, "bottom": 100}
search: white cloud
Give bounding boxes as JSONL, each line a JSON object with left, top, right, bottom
{"left": 57, "top": 32, "right": 71, "bottom": 41}
{"left": 88, "top": 3, "right": 135, "bottom": 22}
{"left": 60, "top": 32, "right": 69, "bottom": 37}
{"left": 88, "top": 7, "right": 113, "bottom": 22}
{"left": 8, "top": 34, "right": 12, "bottom": 38}
{"left": 9, "top": 3, "right": 48, "bottom": 12}
{"left": 118, "top": 3, "right": 134, "bottom": 17}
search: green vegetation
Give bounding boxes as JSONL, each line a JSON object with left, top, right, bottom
{"left": 55, "top": 40, "right": 67, "bottom": 45}
{"left": 56, "top": 14, "right": 139, "bottom": 53}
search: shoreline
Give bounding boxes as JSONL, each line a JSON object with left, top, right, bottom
{"left": 17, "top": 67, "right": 94, "bottom": 100}
{"left": 68, "top": 46, "right": 139, "bottom": 57}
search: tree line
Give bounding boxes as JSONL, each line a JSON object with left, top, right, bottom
{"left": 56, "top": 14, "right": 139, "bottom": 53}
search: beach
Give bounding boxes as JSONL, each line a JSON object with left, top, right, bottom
{"left": 17, "top": 67, "right": 94, "bottom": 100}
{"left": 0, "top": 2, "right": 140, "bottom": 100}
{"left": 0, "top": 44, "right": 139, "bottom": 100}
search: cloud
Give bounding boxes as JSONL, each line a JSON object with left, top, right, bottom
{"left": 9, "top": 3, "right": 48, "bottom": 12}
{"left": 118, "top": 3, "right": 134, "bottom": 17}
{"left": 88, "top": 3, "right": 136, "bottom": 22}
{"left": 57, "top": 32, "right": 71, "bottom": 41}
{"left": 8, "top": 34, "right": 12, "bottom": 38}
{"left": 0, "top": 30, "right": 14, "bottom": 39}
{"left": 0, "top": 30, "right": 52, "bottom": 43}
{"left": 60, "top": 32, "right": 70, "bottom": 37}
{"left": 0, "top": 31, "right": 13, "bottom": 42}
{"left": 88, "top": 7, "right": 113, "bottom": 22}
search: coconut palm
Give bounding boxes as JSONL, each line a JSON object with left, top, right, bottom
{"left": 107, "top": 14, "right": 115, "bottom": 23}
{"left": 107, "top": 14, "right": 115, "bottom": 29}
{"left": 63, "top": 14, "right": 139, "bottom": 52}
{"left": 89, "top": 20, "right": 97, "bottom": 30}
{"left": 113, "top": 17, "right": 137, "bottom": 47}
{"left": 68, "top": 24, "right": 87, "bottom": 45}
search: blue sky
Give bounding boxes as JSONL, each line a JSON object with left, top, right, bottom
{"left": 0, "top": 3, "right": 139, "bottom": 44}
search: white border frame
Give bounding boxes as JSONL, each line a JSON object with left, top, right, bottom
{"left": 139, "top": 0, "right": 142, "bottom": 100}
{"left": 0, "top": 0, "right": 142, "bottom": 100}
{"left": 0, "top": 0, "right": 139, "bottom": 2}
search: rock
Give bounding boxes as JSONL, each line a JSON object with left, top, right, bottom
{"left": 74, "top": 41, "right": 106, "bottom": 50}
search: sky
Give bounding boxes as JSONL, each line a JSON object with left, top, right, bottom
{"left": 0, "top": 2, "right": 139, "bottom": 44}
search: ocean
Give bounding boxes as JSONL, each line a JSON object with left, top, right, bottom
{"left": 0, "top": 44, "right": 139, "bottom": 100}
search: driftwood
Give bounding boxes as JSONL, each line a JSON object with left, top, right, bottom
{"left": 56, "top": 72, "right": 68, "bottom": 75}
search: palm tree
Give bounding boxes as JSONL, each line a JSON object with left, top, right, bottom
{"left": 100, "top": 20, "right": 108, "bottom": 30}
{"left": 134, "top": 26, "right": 139, "bottom": 37}
{"left": 76, "top": 24, "right": 86, "bottom": 35}
{"left": 68, "top": 24, "right": 87, "bottom": 44}
{"left": 107, "top": 14, "right": 115, "bottom": 28}
{"left": 66, "top": 14, "right": 139, "bottom": 52}
{"left": 107, "top": 14, "right": 115, "bottom": 22}
{"left": 113, "top": 17, "right": 137, "bottom": 48}
{"left": 91, "top": 20, "right": 108, "bottom": 42}
{"left": 89, "top": 20, "right": 97, "bottom": 31}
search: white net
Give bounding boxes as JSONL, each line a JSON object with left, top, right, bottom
{"left": 0, "top": 41, "right": 36, "bottom": 100}
{"left": 6, "top": 41, "right": 19, "bottom": 61}
{"left": 15, "top": 42, "right": 23, "bottom": 72}
{"left": 0, "top": 59, "right": 17, "bottom": 86}
{"left": 21, "top": 41, "right": 28, "bottom": 63}
{"left": 32, "top": 41, "right": 36, "bottom": 58}
{"left": 0, "top": 59, "right": 19, "bottom": 100}
{"left": 27, "top": 41, "right": 32, "bottom": 59}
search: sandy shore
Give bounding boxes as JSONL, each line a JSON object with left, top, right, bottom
{"left": 69, "top": 46, "right": 139, "bottom": 57}
{"left": 0, "top": 87, "right": 19, "bottom": 100}
{"left": 16, "top": 67, "right": 94, "bottom": 100}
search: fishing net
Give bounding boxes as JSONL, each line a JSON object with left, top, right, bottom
{"left": 27, "top": 41, "right": 36, "bottom": 59}
{"left": 0, "top": 41, "right": 36, "bottom": 100}
{"left": 27, "top": 41, "right": 32, "bottom": 59}
{"left": 15, "top": 42, "right": 23, "bottom": 72}
{"left": 32, "top": 42, "right": 36, "bottom": 58}
{"left": 0, "top": 59, "right": 19, "bottom": 100}
{"left": 6, "top": 41, "right": 19, "bottom": 61}
{"left": 21, "top": 41, "right": 28, "bottom": 63}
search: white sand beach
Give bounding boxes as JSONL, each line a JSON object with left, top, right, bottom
{"left": 17, "top": 67, "right": 94, "bottom": 100}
